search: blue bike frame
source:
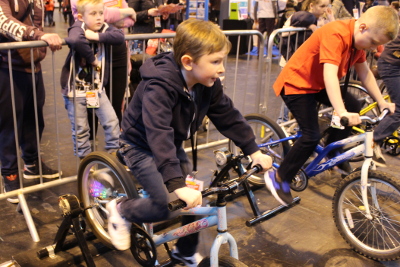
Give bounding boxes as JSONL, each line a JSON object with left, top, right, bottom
{"left": 261, "top": 131, "right": 366, "bottom": 178}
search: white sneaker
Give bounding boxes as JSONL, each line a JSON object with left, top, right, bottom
{"left": 372, "top": 143, "right": 387, "bottom": 168}
{"left": 106, "top": 199, "right": 131, "bottom": 250}
{"left": 171, "top": 246, "right": 203, "bottom": 267}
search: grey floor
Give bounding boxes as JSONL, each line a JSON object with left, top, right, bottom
{"left": 1, "top": 12, "right": 400, "bottom": 267}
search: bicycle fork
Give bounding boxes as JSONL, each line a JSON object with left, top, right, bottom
{"left": 361, "top": 130, "right": 376, "bottom": 220}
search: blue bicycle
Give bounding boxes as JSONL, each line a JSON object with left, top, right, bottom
{"left": 229, "top": 112, "right": 400, "bottom": 261}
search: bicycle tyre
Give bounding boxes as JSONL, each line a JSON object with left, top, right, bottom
{"left": 78, "top": 151, "right": 139, "bottom": 248}
{"left": 197, "top": 255, "right": 248, "bottom": 267}
{"left": 332, "top": 170, "right": 400, "bottom": 260}
{"left": 228, "top": 113, "right": 291, "bottom": 186}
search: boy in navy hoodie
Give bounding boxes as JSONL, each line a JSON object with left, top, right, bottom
{"left": 106, "top": 19, "right": 273, "bottom": 266}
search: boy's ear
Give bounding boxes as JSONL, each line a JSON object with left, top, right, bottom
{"left": 77, "top": 13, "right": 84, "bottom": 22}
{"left": 358, "top": 23, "right": 368, "bottom": 32}
{"left": 181, "top": 55, "right": 193, "bottom": 71}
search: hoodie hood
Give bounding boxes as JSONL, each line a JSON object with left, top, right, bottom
{"left": 140, "top": 52, "right": 189, "bottom": 96}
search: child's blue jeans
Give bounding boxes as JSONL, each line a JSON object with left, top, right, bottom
{"left": 118, "top": 141, "right": 199, "bottom": 257}
{"left": 63, "top": 92, "right": 119, "bottom": 158}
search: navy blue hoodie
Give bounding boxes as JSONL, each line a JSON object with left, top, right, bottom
{"left": 121, "top": 52, "right": 259, "bottom": 186}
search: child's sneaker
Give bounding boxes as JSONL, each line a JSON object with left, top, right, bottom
{"left": 264, "top": 170, "right": 293, "bottom": 206}
{"left": 171, "top": 246, "right": 203, "bottom": 267}
{"left": 23, "top": 160, "right": 61, "bottom": 179}
{"left": 106, "top": 199, "right": 131, "bottom": 250}
{"left": 3, "top": 174, "right": 20, "bottom": 204}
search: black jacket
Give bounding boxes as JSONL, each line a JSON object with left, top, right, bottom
{"left": 121, "top": 52, "right": 259, "bottom": 184}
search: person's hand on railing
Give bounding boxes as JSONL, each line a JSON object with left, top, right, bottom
{"left": 41, "top": 33, "right": 63, "bottom": 52}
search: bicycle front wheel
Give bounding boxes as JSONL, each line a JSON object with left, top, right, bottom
{"left": 78, "top": 151, "right": 139, "bottom": 248}
{"left": 333, "top": 170, "right": 400, "bottom": 260}
{"left": 228, "top": 113, "right": 291, "bottom": 186}
{"left": 198, "top": 255, "right": 248, "bottom": 267}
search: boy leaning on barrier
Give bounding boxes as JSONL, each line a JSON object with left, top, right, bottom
{"left": 268, "top": 6, "right": 398, "bottom": 206}
{"left": 106, "top": 19, "right": 273, "bottom": 266}
{"left": 0, "top": 0, "right": 63, "bottom": 203}
{"left": 60, "top": 0, "right": 124, "bottom": 159}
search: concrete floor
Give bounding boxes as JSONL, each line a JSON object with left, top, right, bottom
{"left": 1, "top": 12, "right": 400, "bottom": 267}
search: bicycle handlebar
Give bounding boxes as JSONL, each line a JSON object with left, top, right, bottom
{"left": 340, "top": 108, "right": 390, "bottom": 127}
{"left": 168, "top": 164, "right": 262, "bottom": 211}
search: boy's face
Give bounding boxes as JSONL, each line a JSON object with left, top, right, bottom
{"left": 78, "top": 3, "right": 104, "bottom": 31}
{"left": 354, "top": 25, "right": 391, "bottom": 51}
{"left": 189, "top": 49, "right": 227, "bottom": 88}
{"left": 310, "top": 0, "right": 329, "bottom": 18}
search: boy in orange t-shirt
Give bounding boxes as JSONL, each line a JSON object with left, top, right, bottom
{"left": 267, "top": 6, "right": 398, "bottom": 206}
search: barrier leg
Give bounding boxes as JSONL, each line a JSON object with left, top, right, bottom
{"left": 18, "top": 192, "right": 40, "bottom": 242}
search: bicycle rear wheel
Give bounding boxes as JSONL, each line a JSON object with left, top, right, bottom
{"left": 78, "top": 151, "right": 139, "bottom": 248}
{"left": 333, "top": 170, "right": 400, "bottom": 260}
{"left": 229, "top": 113, "right": 291, "bottom": 186}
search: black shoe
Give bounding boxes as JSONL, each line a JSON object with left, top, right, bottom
{"left": 336, "top": 161, "right": 352, "bottom": 177}
{"left": 372, "top": 143, "right": 387, "bottom": 168}
{"left": 264, "top": 170, "right": 293, "bottom": 206}
{"left": 23, "top": 160, "right": 62, "bottom": 179}
{"left": 3, "top": 174, "right": 20, "bottom": 204}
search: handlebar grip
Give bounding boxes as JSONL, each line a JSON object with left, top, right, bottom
{"left": 252, "top": 164, "right": 262, "bottom": 173}
{"left": 168, "top": 199, "right": 187, "bottom": 211}
{"left": 340, "top": 117, "right": 349, "bottom": 127}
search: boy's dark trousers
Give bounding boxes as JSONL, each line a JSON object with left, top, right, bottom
{"left": 279, "top": 88, "right": 361, "bottom": 182}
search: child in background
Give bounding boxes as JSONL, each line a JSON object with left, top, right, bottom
{"left": 45, "top": 0, "right": 55, "bottom": 27}
{"left": 269, "top": 6, "right": 397, "bottom": 206}
{"left": 60, "top": 0, "right": 124, "bottom": 159}
{"left": 106, "top": 19, "right": 273, "bottom": 266}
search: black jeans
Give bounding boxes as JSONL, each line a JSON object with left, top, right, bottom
{"left": 0, "top": 68, "right": 45, "bottom": 175}
{"left": 278, "top": 89, "right": 361, "bottom": 182}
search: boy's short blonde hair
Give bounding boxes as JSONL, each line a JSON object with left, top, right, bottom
{"left": 77, "top": 0, "right": 103, "bottom": 15}
{"left": 359, "top": 6, "right": 399, "bottom": 41}
{"left": 173, "top": 19, "right": 231, "bottom": 67}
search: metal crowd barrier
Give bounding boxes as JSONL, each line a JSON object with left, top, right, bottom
{"left": 0, "top": 30, "right": 265, "bottom": 241}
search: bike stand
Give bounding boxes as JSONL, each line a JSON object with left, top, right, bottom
{"left": 241, "top": 180, "right": 301, "bottom": 226}
{"left": 36, "top": 194, "right": 96, "bottom": 267}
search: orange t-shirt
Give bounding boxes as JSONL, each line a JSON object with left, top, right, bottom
{"left": 273, "top": 19, "right": 366, "bottom": 96}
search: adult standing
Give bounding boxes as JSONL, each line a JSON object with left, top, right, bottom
{"left": 372, "top": 32, "right": 400, "bottom": 167}
{"left": 254, "top": 0, "right": 279, "bottom": 56}
{"left": 0, "top": 0, "right": 63, "bottom": 202}
{"left": 128, "top": 0, "right": 165, "bottom": 34}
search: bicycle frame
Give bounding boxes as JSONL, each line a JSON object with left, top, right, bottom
{"left": 145, "top": 205, "right": 239, "bottom": 266}
{"left": 261, "top": 125, "right": 377, "bottom": 219}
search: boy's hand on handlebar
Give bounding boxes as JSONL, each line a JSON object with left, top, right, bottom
{"left": 174, "top": 187, "right": 202, "bottom": 209}
{"left": 250, "top": 150, "right": 272, "bottom": 173}
{"left": 379, "top": 102, "right": 395, "bottom": 114}
{"left": 340, "top": 112, "right": 361, "bottom": 126}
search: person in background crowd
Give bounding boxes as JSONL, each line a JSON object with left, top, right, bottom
{"left": 372, "top": 31, "right": 400, "bottom": 167}
{"left": 331, "top": 0, "right": 353, "bottom": 19}
{"left": 60, "top": 0, "right": 124, "bottom": 159}
{"left": 71, "top": 0, "right": 135, "bottom": 149}
{"left": 209, "top": 0, "right": 221, "bottom": 24}
{"left": 45, "top": 0, "right": 56, "bottom": 26}
{"left": 62, "top": 0, "right": 75, "bottom": 26}
{"left": 0, "top": 0, "right": 63, "bottom": 203}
